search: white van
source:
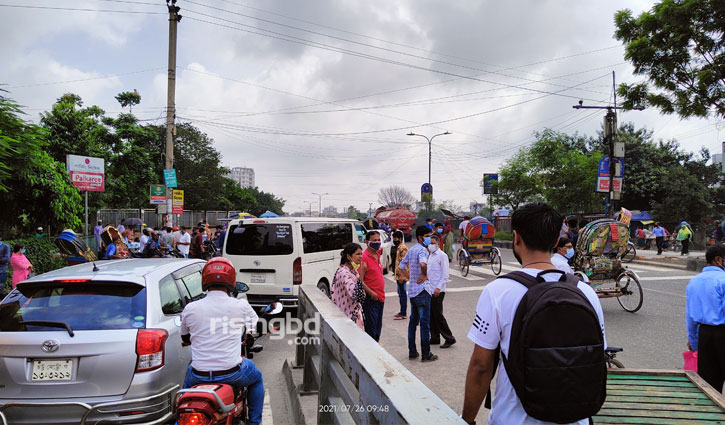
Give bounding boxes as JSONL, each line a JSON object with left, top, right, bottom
{"left": 222, "top": 217, "right": 360, "bottom": 309}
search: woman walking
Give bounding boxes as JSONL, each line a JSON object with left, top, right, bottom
{"left": 10, "top": 243, "right": 33, "bottom": 289}
{"left": 678, "top": 221, "right": 693, "bottom": 256}
{"left": 331, "top": 243, "right": 366, "bottom": 330}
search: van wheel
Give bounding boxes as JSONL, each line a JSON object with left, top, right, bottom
{"left": 317, "top": 280, "right": 330, "bottom": 298}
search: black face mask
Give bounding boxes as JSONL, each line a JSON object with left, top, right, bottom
{"left": 393, "top": 240, "right": 401, "bottom": 246}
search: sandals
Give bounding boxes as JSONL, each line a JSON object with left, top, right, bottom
{"left": 393, "top": 313, "right": 407, "bottom": 320}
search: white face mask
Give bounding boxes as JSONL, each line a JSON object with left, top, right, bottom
{"left": 428, "top": 244, "right": 439, "bottom": 253}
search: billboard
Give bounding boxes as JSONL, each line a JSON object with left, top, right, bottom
{"left": 172, "top": 189, "right": 184, "bottom": 214}
{"left": 66, "top": 154, "right": 105, "bottom": 192}
{"left": 483, "top": 173, "right": 498, "bottom": 194}
{"left": 150, "top": 185, "right": 166, "bottom": 204}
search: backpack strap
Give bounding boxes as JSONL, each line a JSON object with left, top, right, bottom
{"left": 502, "top": 271, "right": 541, "bottom": 288}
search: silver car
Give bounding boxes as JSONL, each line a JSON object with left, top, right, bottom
{"left": 0, "top": 258, "right": 206, "bottom": 424}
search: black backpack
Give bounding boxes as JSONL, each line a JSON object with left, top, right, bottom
{"left": 498, "top": 270, "right": 606, "bottom": 424}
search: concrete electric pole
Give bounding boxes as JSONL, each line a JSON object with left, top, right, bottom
{"left": 164, "top": 0, "right": 180, "bottom": 227}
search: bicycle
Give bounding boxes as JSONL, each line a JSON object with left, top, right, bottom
{"left": 605, "top": 346, "right": 625, "bottom": 368}
{"left": 621, "top": 241, "right": 636, "bottom": 263}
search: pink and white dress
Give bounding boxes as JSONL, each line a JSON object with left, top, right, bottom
{"left": 331, "top": 265, "right": 365, "bottom": 330}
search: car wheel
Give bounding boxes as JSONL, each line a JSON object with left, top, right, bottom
{"left": 317, "top": 280, "right": 330, "bottom": 298}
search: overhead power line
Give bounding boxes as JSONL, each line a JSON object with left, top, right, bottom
{"left": 0, "top": 3, "right": 165, "bottom": 14}
{"left": 6, "top": 67, "right": 166, "bottom": 89}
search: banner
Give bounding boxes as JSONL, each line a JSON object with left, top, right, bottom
{"left": 150, "top": 185, "right": 166, "bottom": 204}
{"left": 172, "top": 189, "right": 184, "bottom": 214}
{"left": 164, "top": 169, "right": 178, "bottom": 187}
{"left": 67, "top": 154, "right": 105, "bottom": 192}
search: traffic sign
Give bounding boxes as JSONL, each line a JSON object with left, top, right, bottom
{"left": 596, "top": 156, "right": 624, "bottom": 193}
{"left": 421, "top": 183, "right": 433, "bottom": 196}
{"left": 483, "top": 173, "right": 498, "bottom": 194}
{"left": 164, "top": 169, "right": 178, "bottom": 187}
{"left": 172, "top": 189, "right": 184, "bottom": 214}
{"left": 149, "top": 185, "right": 166, "bottom": 204}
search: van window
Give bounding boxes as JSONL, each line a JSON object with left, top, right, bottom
{"left": 159, "top": 275, "right": 184, "bottom": 315}
{"left": 226, "top": 223, "right": 294, "bottom": 256}
{"left": 301, "top": 223, "right": 353, "bottom": 254}
{"left": 178, "top": 271, "right": 204, "bottom": 303}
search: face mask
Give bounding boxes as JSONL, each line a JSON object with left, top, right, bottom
{"left": 428, "top": 244, "right": 439, "bottom": 253}
{"left": 368, "top": 241, "right": 381, "bottom": 251}
{"left": 393, "top": 240, "right": 401, "bottom": 246}
{"left": 423, "top": 236, "right": 431, "bottom": 246}
{"left": 437, "top": 228, "right": 443, "bottom": 233}
{"left": 565, "top": 248, "right": 575, "bottom": 259}
{"left": 21, "top": 249, "right": 26, "bottom": 254}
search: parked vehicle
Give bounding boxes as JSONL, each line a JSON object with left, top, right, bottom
{"left": 375, "top": 207, "right": 416, "bottom": 242}
{"left": 0, "top": 258, "right": 206, "bottom": 424}
{"left": 221, "top": 217, "right": 360, "bottom": 308}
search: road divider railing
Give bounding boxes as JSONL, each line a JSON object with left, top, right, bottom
{"left": 294, "top": 286, "right": 464, "bottom": 425}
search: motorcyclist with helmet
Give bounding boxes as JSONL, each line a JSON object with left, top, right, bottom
{"left": 180, "top": 257, "right": 264, "bottom": 425}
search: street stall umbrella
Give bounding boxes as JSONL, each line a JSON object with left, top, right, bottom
{"left": 55, "top": 230, "right": 97, "bottom": 262}
{"left": 121, "top": 217, "right": 143, "bottom": 226}
{"left": 229, "top": 212, "right": 256, "bottom": 219}
{"left": 260, "top": 211, "right": 279, "bottom": 218}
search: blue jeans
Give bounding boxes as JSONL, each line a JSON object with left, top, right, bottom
{"left": 396, "top": 281, "right": 408, "bottom": 316}
{"left": 0, "top": 271, "right": 7, "bottom": 290}
{"left": 408, "top": 291, "right": 432, "bottom": 358}
{"left": 183, "top": 359, "right": 264, "bottom": 425}
{"left": 363, "top": 298, "right": 384, "bottom": 342}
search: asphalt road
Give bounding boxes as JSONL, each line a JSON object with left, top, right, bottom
{"left": 377, "top": 247, "right": 698, "bottom": 424}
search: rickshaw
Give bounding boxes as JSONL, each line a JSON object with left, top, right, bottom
{"left": 457, "top": 216, "right": 502, "bottom": 276}
{"left": 573, "top": 218, "right": 643, "bottom": 313}
{"left": 54, "top": 229, "right": 97, "bottom": 265}
{"left": 99, "top": 225, "right": 132, "bottom": 259}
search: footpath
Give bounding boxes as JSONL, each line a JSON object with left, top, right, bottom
{"left": 631, "top": 247, "right": 707, "bottom": 271}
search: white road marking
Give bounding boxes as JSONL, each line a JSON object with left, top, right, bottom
{"left": 638, "top": 275, "right": 694, "bottom": 281}
{"left": 449, "top": 268, "right": 484, "bottom": 281}
{"left": 642, "top": 287, "right": 686, "bottom": 298}
{"left": 262, "top": 387, "right": 273, "bottom": 425}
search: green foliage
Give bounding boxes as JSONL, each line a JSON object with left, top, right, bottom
{"left": 614, "top": 1, "right": 725, "bottom": 118}
{"left": 3, "top": 238, "right": 66, "bottom": 290}
{"left": 242, "top": 186, "right": 285, "bottom": 216}
{"left": 490, "top": 152, "right": 542, "bottom": 211}
{"left": 494, "top": 231, "right": 513, "bottom": 241}
{"left": 115, "top": 90, "right": 141, "bottom": 111}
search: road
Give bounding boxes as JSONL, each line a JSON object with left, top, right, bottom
{"left": 377, "top": 247, "right": 697, "bottom": 424}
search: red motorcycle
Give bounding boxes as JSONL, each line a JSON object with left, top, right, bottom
{"left": 174, "top": 286, "right": 282, "bottom": 425}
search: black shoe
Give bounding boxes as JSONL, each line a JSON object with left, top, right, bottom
{"left": 440, "top": 340, "right": 456, "bottom": 349}
{"left": 421, "top": 353, "right": 438, "bottom": 362}
{"left": 429, "top": 339, "right": 441, "bottom": 345}
{"left": 409, "top": 352, "right": 419, "bottom": 359}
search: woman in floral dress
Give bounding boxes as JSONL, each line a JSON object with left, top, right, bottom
{"left": 331, "top": 243, "right": 366, "bottom": 330}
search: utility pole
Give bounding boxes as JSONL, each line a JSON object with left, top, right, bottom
{"left": 312, "top": 192, "right": 327, "bottom": 217}
{"left": 304, "top": 201, "right": 312, "bottom": 217}
{"left": 368, "top": 202, "right": 373, "bottom": 218}
{"left": 573, "top": 71, "right": 643, "bottom": 218}
{"left": 407, "top": 132, "right": 451, "bottom": 186}
{"left": 165, "top": 0, "right": 181, "bottom": 226}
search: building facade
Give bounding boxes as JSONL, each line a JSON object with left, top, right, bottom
{"left": 226, "top": 167, "right": 255, "bottom": 188}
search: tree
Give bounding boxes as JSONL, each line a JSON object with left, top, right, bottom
{"left": 242, "top": 186, "right": 285, "bottom": 216}
{"left": 378, "top": 185, "right": 415, "bottom": 207}
{"left": 490, "top": 150, "right": 543, "bottom": 211}
{"left": 614, "top": 1, "right": 725, "bottom": 118}
{"left": 115, "top": 90, "right": 141, "bottom": 112}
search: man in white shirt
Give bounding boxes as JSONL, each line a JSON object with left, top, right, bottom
{"left": 462, "top": 203, "right": 606, "bottom": 425}
{"left": 177, "top": 227, "right": 191, "bottom": 258}
{"left": 459, "top": 216, "right": 471, "bottom": 243}
{"left": 180, "top": 257, "right": 264, "bottom": 425}
{"left": 551, "top": 237, "right": 574, "bottom": 274}
{"left": 139, "top": 228, "right": 150, "bottom": 250}
{"left": 428, "top": 234, "right": 455, "bottom": 348}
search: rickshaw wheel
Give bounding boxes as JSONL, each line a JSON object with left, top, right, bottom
{"left": 616, "top": 271, "right": 643, "bottom": 313}
{"left": 458, "top": 250, "right": 469, "bottom": 277}
{"left": 491, "top": 248, "right": 502, "bottom": 275}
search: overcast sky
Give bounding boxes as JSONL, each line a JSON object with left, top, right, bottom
{"left": 2, "top": 0, "right": 723, "bottom": 214}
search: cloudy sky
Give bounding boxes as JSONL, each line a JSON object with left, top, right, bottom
{"left": 2, "top": 0, "right": 723, "bottom": 214}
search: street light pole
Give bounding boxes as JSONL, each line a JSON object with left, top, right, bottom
{"left": 312, "top": 192, "right": 328, "bottom": 217}
{"left": 407, "top": 131, "right": 451, "bottom": 186}
{"left": 304, "top": 201, "right": 313, "bottom": 217}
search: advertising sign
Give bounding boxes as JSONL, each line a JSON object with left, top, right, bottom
{"left": 172, "top": 189, "right": 184, "bottom": 214}
{"left": 163, "top": 169, "right": 178, "bottom": 187}
{"left": 66, "top": 154, "right": 105, "bottom": 192}
{"left": 149, "top": 185, "right": 166, "bottom": 204}
{"left": 483, "top": 173, "right": 498, "bottom": 194}
{"left": 421, "top": 183, "right": 433, "bottom": 197}
{"left": 596, "top": 156, "right": 624, "bottom": 193}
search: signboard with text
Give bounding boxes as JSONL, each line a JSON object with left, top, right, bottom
{"left": 164, "top": 169, "right": 178, "bottom": 187}
{"left": 596, "top": 156, "right": 624, "bottom": 193}
{"left": 421, "top": 183, "right": 433, "bottom": 197}
{"left": 483, "top": 173, "right": 498, "bottom": 194}
{"left": 66, "top": 154, "right": 105, "bottom": 192}
{"left": 150, "top": 185, "right": 166, "bottom": 204}
{"left": 172, "top": 189, "right": 184, "bottom": 214}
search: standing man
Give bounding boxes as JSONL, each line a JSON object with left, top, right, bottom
{"left": 359, "top": 231, "right": 385, "bottom": 341}
{"left": 392, "top": 230, "right": 409, "bottom": 320}
{"left": 686, "top": 244, "right": 725, "bottom": 393}
{"left": 425, "top": 218, "right": 434, "bottom": 231}
{"left": 399, "top": 226, "right": 438, "bottom": 362}
{"left": 0, "top": 235, "right": 10, "bottom": 288}
{"left": 459, "top": 216, "right": 471, "bottom": 243}
{"left": 190, "top": 226, "right": 206, "bottom": 259}
{"left": 653, "top": 222, "right": 666, "bottom": 255}
{"left": 162, "top": 227, "right": 175, "bottom": 255}
{"left": 434, "top": 222, "right": 446, "bottom": 253}
{"left": 428, "top": 235, "right": 455, "bottom": 348}
{"left": 177, "top": 226, "right": 191, "bottom": 258}
{"left": 139, "top": 228, "right": 151, "bottom": 250}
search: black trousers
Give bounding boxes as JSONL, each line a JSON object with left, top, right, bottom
{"left": 682, "top": 239, "right": 690, "bottom": 254}
{"left": 430, "top": 292, "right": 455, "bottom": 343}
{"left": 656, "top": 236, "right": 664, "bottom": 254}
{"left": 698, "top": 324, "right": 725, "bottom": 393}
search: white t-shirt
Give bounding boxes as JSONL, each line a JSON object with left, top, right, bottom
{"left": 427, "top": 249, "right": 449, "bottom": 292}
{"left": 459, "top": 220, "right": 470, "bottom": 233}
{"left": 467, "top": 268, "right": 607, "bottom": 425}
{"left": 551, "top": 253, "right": 573, "bottom": 274}
{"left": 178, "top": 233, "right": 191, "bottom": 255}
{"left": 180, "top": 291, "right": 258, "bottom": 371}
{"left": 139, "top": 234, "right": 149, "bottom": 248}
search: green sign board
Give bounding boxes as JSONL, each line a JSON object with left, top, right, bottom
{"left": 150, "top": 185, "right": 166, "bottom": 204}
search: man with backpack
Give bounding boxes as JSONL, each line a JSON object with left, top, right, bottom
{"left": 462, "top": 202, "right": 607, "bottom": 425}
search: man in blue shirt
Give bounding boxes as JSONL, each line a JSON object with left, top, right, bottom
{"left": 0, "top": 235, "right": 10, "bottom": 288}
{"left": 652, "top": 222, "right": 667, "bottom": 255}
{"left": 686, "top": 243, "right": 725, "bottom": 392}
{"left": 398, "top": 226, "right": 437, "bottom": 362}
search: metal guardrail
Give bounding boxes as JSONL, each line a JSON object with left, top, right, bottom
{"left": 295, "top": 286, "right": 464, "bottom": 425}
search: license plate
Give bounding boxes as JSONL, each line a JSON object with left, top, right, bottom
{"left": 250, "top": 273, "right": 266, "bottom": 283}
{"left": 32, "top": 359, "right": 74, "bottom": 381}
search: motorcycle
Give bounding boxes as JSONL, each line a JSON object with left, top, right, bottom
{"left": 202, "top": 240, "right": 220, "bottom": 260}
{"left": 174, "top": 282, "right": 283, "bottom": 425}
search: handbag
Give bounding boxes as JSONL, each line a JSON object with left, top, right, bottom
{"left": 683, "top": 350, "right": 698, "bottom": 372}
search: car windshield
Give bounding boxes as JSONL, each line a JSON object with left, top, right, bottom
{"left": 226, "top": 223, "right": 294, "bottom": 256}
{"left": 0, "top": 282, "right": 146, "bottom": 332}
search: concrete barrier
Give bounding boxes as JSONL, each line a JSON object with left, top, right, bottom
{"left": 293, "top": 286, "right": 465, "bottom": 425}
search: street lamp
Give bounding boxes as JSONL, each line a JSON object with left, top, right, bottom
{"left": 304, "top": 201, "right": 313, "bottom": 217}
{"left": 312, "top": 192, "right": 328, "bottom": 217}
{"left": 406, "top": 131, "right": 451, "bottom": 186}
